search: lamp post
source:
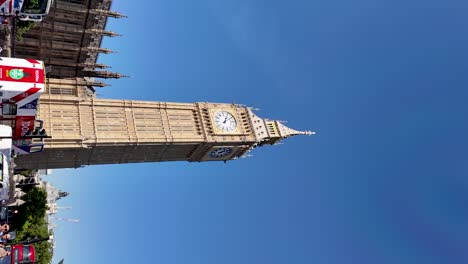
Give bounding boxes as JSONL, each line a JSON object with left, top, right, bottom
{"left": 7, "top": 234, "right": 53, "bottom": 245}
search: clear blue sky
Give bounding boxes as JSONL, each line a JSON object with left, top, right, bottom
{"left": 43, "top": 0, "right": 468, "bottom": 263}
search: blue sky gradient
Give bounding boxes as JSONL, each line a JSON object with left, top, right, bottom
{"left": 43, "top": 0, "right": 468, "bottom": 263}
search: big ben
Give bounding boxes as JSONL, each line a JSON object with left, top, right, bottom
{"left": 15, "top": 89, "right": 313, "bottom": 169}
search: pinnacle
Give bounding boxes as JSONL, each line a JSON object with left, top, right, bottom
{"left": 303, "top": 131, "right": 316, "bottom": 136}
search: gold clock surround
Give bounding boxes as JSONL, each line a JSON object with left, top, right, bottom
{"left": 209, "top": 109, "right": 242, "bottom": 135}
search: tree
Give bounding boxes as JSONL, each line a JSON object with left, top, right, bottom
{"left": 16, "top": 20, "right": 36, "bottom": 41}
{"left": 12, "top": 187, "right": 52, "bottom": 264}
{"left": 20, "top": 187, "right": 48, "bottom": 220}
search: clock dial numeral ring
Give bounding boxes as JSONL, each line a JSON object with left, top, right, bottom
{"left": 214, "top": 111, "right": 237, "bottom": 132}
{"left": 209, "top": 147, "right": 233, "bottom": 158}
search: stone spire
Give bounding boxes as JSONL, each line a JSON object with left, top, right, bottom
{"left": 86, "top": 29, "right": 122, "bottom": 37}
{"left": 84, "top": 47, "right": 116, "bottom": 54}
{"left": 90, "top": 9, "right": 127, "bottom": 18}
{"left": 276, "top": 122, "right": 315, "bottom": 138}
{"left": 58, "top": 192, "right": 69, "bottom": 200}
{"left": 247, "top": 108, "right": 314, "bottom": 146}
{"left": 43, "top": 62, "right": 111, "bottom": 69}
{"left": 58, "top": 5, "right": 127, "bottom": 18}
{"left": 86, "top": 80, "right": 109, "bottom": 87}
{"left": 82, "top": 70, "right": 128, "bottom": 79}
{"left": 81, "top": 63, "right": 111, "bottom": 69}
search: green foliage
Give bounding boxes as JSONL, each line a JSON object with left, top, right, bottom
{"left": 25, "top": 0, "right": 40, "bottom": 9}
{"left": 12, "top": 187, "right": 46, "bottom": 230}
{"left": 15, "top": 20, "right": 36, "bottom": 41}
{"left": 15, "top": 219, "right": 52, "bottom": 264}
{"left": 34, "top": 240, "right": 53, "bottom": 264}
{"left": 21, "top": 187, "right": 48, "bottom": 217}
{"left": 12, "top": 187, "right": 52, "bottom": 264}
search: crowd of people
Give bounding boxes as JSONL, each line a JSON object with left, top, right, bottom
{"left": 0, "top": 208, "right": 21, "bottom": 260}
{"left": 0, "top": 224, "right": 11, "bottom": 258}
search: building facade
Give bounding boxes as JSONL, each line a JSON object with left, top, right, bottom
{"left": 15, "top": 0, "right": 124, "bottom": 80}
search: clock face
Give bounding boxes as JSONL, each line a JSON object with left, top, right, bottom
{"left": 209, "top": 147, "right": 233, "bottom": 158}
{"left": 214, "top": 111, "right": 237, "bottom": 132}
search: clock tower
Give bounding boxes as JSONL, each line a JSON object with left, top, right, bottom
{"left": 14, "top": 91, "right": 314, "bottom": 169}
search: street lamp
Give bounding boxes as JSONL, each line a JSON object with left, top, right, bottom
{"left": 8, "top": 234, "right": 53, "bottom": 245}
